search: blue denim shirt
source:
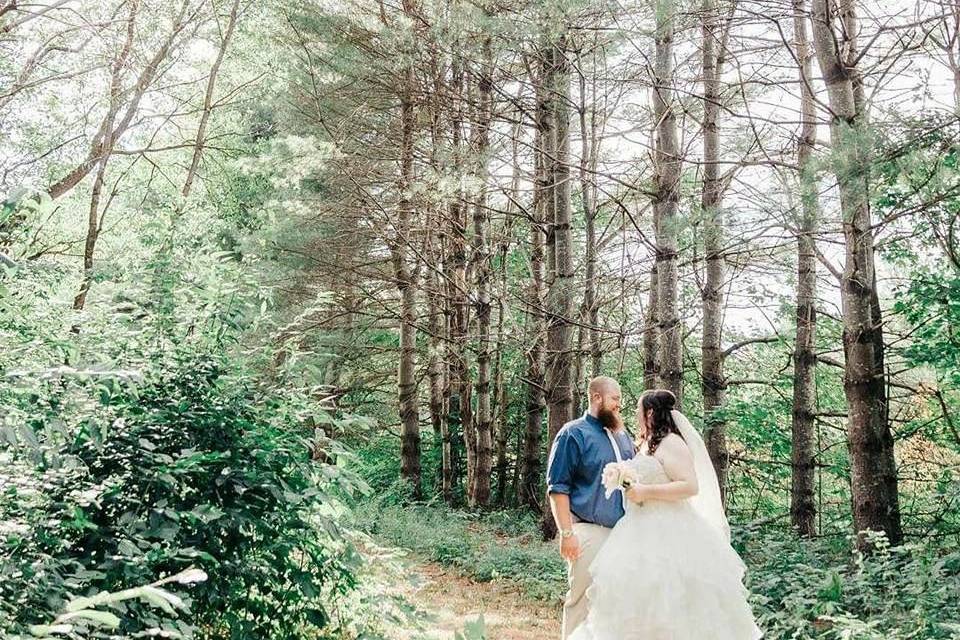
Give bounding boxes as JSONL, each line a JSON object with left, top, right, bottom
{"left": 546, "top": 412, "right": 636, "bottom": 528}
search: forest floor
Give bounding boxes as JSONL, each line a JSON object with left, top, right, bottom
{"left": 363, "top": 542, "right": 561, "bottom": 640}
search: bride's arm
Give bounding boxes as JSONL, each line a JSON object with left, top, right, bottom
{"left": 626, "top": 434, "right": 698, "bottom": 503}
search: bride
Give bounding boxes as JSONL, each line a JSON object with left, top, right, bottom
{"left": 569, "top": 389, "right": 762, "bottom": 640}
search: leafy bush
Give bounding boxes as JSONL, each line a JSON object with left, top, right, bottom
{"left": 13, "top": 568, "right": 208, "bottom": 640}
{"left": 0, "top": 227, "right": 367, "bottom": 638}
{"left": 744, "top": 528, "right": 960, "bottom": 639}
{"left": 0, "top": 350, "right": 365, "bottom": 638}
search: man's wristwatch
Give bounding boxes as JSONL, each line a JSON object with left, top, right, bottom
{"left": 559, "top": 528, "right": 575, "bottom": 538}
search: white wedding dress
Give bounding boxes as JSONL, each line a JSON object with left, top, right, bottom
{"left": 569, "top": 418, "right": 762, "bottom": 640}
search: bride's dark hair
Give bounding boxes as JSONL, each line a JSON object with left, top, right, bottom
{"left": 638, "top": 389, "right": 683, "bottom": 454}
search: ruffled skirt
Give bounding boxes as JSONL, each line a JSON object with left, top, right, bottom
{"left": 569, "top": 501, "right": 762, "bottom": 640}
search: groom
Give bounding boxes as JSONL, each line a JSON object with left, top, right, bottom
{"left": 546, "top": 376, "right": 635, "bottom": 639}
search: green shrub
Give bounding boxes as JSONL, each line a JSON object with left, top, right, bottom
{"left": 11, "top": 568, "right": 208, "bottom": 640}
{"left": 745, "top": 528, "right": 960, "bottom": 639}
{"left": 0, "top": 351, "right": 364, "bottom": 638}
{"left": 0, "top": 237, "right": 367, "bottom": 638}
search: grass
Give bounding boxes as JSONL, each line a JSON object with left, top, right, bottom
{"left": 353, "top": 499, "right": 566, "bottom": 603}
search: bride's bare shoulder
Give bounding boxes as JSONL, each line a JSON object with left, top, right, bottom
{"left": 657, "top": 432, "right": 693, "bottom": 459}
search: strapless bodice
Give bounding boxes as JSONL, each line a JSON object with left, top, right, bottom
{"left": 625, "top": 454, "right": 670, "bottom": 484}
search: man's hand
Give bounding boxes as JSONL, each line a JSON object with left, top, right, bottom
{"left": 559, "top": 532, "right": 581, "bottom": 561}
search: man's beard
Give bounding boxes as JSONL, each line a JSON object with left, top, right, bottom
{"left": 597, "top": 407, "right": 621, "bottom": 431}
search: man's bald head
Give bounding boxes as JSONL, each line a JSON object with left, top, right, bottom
{"left": 588, "top": 376, "right": 620, "bottom": 397}
{"left": 588, "top": 376, "right": 622, "bottom": 430}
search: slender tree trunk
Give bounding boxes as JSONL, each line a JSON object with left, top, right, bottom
{"left": 643, "top": 214, "right": 660, "bottom": 389}
{"left": 545, "top": 39, "right": 575, "bottom": 438}
{"left": 182, "top": 0, "right": 241, "bottom": 199}
{"left": 652, "top": 0, "right": 683, "bottom": 403}
{"left": 397, "top": 265, "right": 421, "bottom": 499}
{"left": 493, "top": 204, "right": 514, "bottom": 508}
{"left": 542, "top": 36, "right": 575, "bottom": 537}
{"left": 73, "top": 154, "right": 110, "bottom": 310}
{"left": 791, "top": 0, "right": 819, "bottom": 537}
{"left": 73, "top": 0, "right": 140, "bottom": 311}
{"left": 811, "top": 0, "right": 902, "bottom": 548}
{"left": 447, "top": 55, "right": 473, "bottom": 504}
{"left": 576, "top": 52, "right": 602, "bottom": 407}
{"left": 427, "top": 46, "right": 453, "bottom": 503}
{"left": 494, "top": 369, "right": 509, "bottom": 507}
{"left": 700, "top": 0, "right": 729, "bottom": 505}
{"left": 520, "top": 63, "right": 548, "bottom": 511}
{"left": 511, "top": 421, "right": 523, "bottom": 502}
{"left": 471, "top": 36, "right": 495, "bottom": 508}
{"left": 394, "top": 10, "right": 421, "bottom": 497}
{"left": 427, "top": 237, "right": 447, "bottom": 493}
{"left": 441, "top": 229, "right": 456, "bottom": 503}
{"left": 573, "top": 322, "right": 586, "bottom": 415}
{"left": 521, "top": 208, "right": 546, "bottom": 511}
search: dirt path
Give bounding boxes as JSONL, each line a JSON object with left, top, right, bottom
{"left": 363, "top": 544, "right": 561, "bottom": 640}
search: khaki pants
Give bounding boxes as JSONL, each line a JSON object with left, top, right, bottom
{"left": 562, "top": 522, "right": 611, "bottom": 639}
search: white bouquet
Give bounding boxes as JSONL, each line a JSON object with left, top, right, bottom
{"left": 601, "top": 461, "right": 638, "bottom": 499}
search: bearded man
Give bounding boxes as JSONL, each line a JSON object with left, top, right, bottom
{"left": 546, "top": 376, "right": 635, "bottom": 639}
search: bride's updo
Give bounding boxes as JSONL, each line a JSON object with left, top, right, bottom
{"left": 638, "top": 389, "right": 683, "bottom": 454}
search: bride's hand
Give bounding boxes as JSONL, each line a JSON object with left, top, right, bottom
{"left": 626, "top": 484, "right": 648, "bottom": 504}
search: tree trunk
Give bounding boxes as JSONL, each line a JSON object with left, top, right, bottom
{"left": 643, "top": 217, "right": 660, "bottom": 389}
{"left": 700, "top": 0, "right": 729, "bottom": 506}
{"left": 520, "top": 60, "right": 548, "bottom": 512}
{"left": 440, "top": 228, "right": 460, "bottom": 506}
{"left": 493, "top": 185, "right": 515, "bottom": 508}
{"left": 494, "top": 371, "right": 510, "bottom": 507}
{"left": 72, "top": 0, "right": 142, "bottom": 311}
{"left": 791, "top": 0, "right": 819, "bottom": 538}
{"left": 576, "top": 51, "right": 602, "bottom": 409}
{"left": 544, "top": 39, "right": 575, "bottom": 439}
{"left": 542, "top": 36, "right": 575, "bottom": 537}
{"left": 394, "top": 12, "right": 421, "bottom": 498}
{"left": 470, "top": 36, "right": 495, "bottom": 508}
{"left": 521, "top": 206, "right": 546, "bottom": 510}
{"left": 182, "top": 0, "right": 241, "bottom": 199}
{"left": 447, "top": 55, "right": 473, "bottom": 504}
{"left": 810, "top": 0, "right": 902, "bottom": 548}
{"left": 73, "top": 155, "right": 110, "bottom": 311}
{"left": 652, "top": 0, "right": 683, "bottom": 403}
{"left": 426, "top": 43, "right": 453, "bottom": 504}
{"left": 427, "top": 236, "right": 448, "bottom": 497}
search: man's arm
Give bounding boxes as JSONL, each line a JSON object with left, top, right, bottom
{"left": 549, "top": 492, "right": 580, "bottom": 560}
{"left": 549, "top": 491, "right": 574, "bottom": 532}
{"left": 546, "top": 430, "right": 581, "bottom": 560}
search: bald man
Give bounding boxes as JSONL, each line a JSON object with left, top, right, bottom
{"left": 546, "top": 376, "right": 635, "bottom": 639}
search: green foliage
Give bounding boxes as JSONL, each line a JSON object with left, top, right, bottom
{"left": 894, "top": 271, "right": 960, "bottom": 386}
{"left": 0, "top": 225, "right": 366, "bottom": 638}
{"left": 746, "top": 529, "right": 960, "bottom": 639}
{"left": 1, "top": 349, "right": 363, "bottom": 639}
{"left": 15, "top": 568, "right": 208, "bottom": 640}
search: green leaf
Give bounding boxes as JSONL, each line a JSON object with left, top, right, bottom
{"left": 59, "top": 609, "right": 121, "bottom": 628}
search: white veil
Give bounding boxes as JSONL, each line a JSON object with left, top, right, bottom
{"left": 671, "top": 409, "right": 731, "bottom": 542}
